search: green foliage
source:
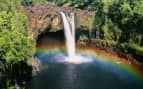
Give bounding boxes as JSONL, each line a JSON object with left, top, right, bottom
{"left": 1, "top": 78, "right": 27, "bottom": 89}
{"left": 119, "top": 43, "right": 128, "bottom": 53}
{"left": 20, "top": 0, "right": 143, "bottom": 62}
{"left": 129, "top": 43, "right": 143, "bottom": 55}
{"left": 41, "top": 0, "right": 143, "bottom": 61}
{"left": 101, "top": 18, "right": 122, "bottom": 41}
{"left": 0, "top": 0, "right": 35, "bottom": 73}
{"left": 21, "top": 0, "right": 48, "bottom": 6}
{"left": 0, "top": 0, "right": 12, "bottom": 11}
{"left": 21, "top": 0, "right": 33, "bottom": 6}
{"left": 6, "top": 79, "right": 16, "bottom": 89}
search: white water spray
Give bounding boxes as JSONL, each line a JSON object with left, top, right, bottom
{"left": 60, "top": 12, "right": 75, "bottom": 60}
{"left": 60, "top": 12, "right": 92, "bottom": 64}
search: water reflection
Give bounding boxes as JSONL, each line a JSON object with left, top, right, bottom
{"left": 26, "top": 50, "right": 143, "bottom": 89}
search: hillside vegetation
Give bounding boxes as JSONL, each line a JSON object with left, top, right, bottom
{"left": 22, "top": 0, "right": 143, "bottom": 63}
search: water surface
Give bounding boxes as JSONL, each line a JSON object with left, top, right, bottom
{"left": 26, "top": 48, "right": 143, "bottom": 89}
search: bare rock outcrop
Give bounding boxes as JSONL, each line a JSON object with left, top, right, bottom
{"left": 23, "top": 3, "right": 94, "bottom": 38}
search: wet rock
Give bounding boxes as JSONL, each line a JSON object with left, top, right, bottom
{"left": 31, "top": 57, "right": 41, "bottom": 76}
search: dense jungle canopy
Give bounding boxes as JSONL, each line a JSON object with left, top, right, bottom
{"left": 22, "top": 0, "right": 143, "bottom": 62}
{"left": 0, "top": 0, "right": 35, "bottom": 74}
{"left": 0, "top": 0, "right": 143, "bottom": 73}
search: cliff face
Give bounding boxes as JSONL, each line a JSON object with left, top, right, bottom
{"left": 23, "top": 3, "right": 94, "bottom": 38}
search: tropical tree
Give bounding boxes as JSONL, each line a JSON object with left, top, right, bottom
{"left": 0, "top": 0, "right": 35, "bottom": 73}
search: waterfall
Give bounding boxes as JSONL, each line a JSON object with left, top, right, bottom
{"left": 60, "top": 12, "right": 92, "bottom": 64}
{"left": 60, "top": 12, "right": 75, "bottom": 60}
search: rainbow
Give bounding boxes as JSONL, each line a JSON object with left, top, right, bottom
{"left": 36, "top": 44, "right": 143, "bottom": 83}
{"left": 82, "top": 49, "right": 143, "bottom": 83}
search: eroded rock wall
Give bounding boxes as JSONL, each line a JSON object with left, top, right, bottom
{"left": 23, "top": 3, "right": 94, "bottom": 38}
